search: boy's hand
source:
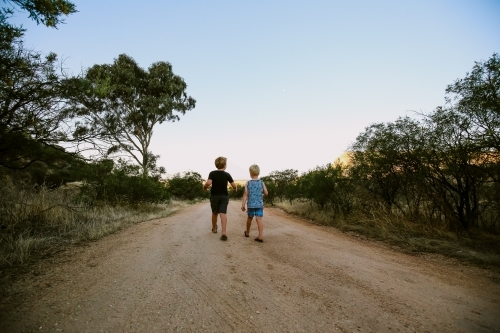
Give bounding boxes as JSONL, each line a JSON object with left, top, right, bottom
{"left": 241, "top": 206, "right": 246, "bottom": 211}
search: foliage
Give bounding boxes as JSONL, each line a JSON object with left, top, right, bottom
{"left": 261, "top": 54, "right": 500, "bottom": 233}
{"left": 80, "top": 159, "right": 170, "bottom": 205}
{"left": 347, "top": 54, "right": 500, "bottom": 231}
{"left": 231, "top": 182, "right": 245, "bottom": 199}
{"left": 445, "top": 53, "right": 500, "bottom": 154}
{"left": 2, "top": 0, "right": 76, "bottom": 29}
{"left": 0, "top": 47, "right": 77, "bottom": 169}
{"left": 261, "top": 169, "right": 298, "bottom": 204}
{"left": 1, "top": 0, "right": 76, "bottom": 49}
{"left": 66, "top": 54, "right": 196, "bottom": 177}
{"left": 166, "top": 171, "right": 208, "bottom": 201}
{"left": 297, "top": 163, "right": 355, "bottom": 215}
{"left": 0, "top": 178, "right": 184, "bottom": 268}
{"left": 0, "top": 0, "right": 78, "bottom": 170}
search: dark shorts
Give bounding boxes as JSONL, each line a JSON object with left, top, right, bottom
{"left": 247, "top": 208, "right": 264, "bottom": 217}
{"left": 210, "top": 195, "right": 229, "bottom": 214}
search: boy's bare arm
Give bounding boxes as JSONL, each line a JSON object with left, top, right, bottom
{"left": 241, "top": 183, "right": 248, "bottom": 211}
{"left": 262, "top": 182, "right": 269, "bottom": 196}
{"left": 203, "top": 179, "right": 212, "bottom": 190}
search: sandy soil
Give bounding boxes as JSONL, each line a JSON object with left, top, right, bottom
{"left": 1, "top": 201, "right": 499, "bottom": 333}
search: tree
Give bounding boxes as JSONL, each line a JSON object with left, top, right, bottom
{"left": 419, "top": 106, "right": 488, "bottom": 230}
{"left": 0, "top": 45, "right": 70, "bottom": 169}
{"left": 297, "top": 164, "right": 355, "bottom": 214}
{"left": 349, "top": 117, "right": 428, "bottom": 212}
{"left": 167, "top": 171, "right": 206, "bottom": 200}
{"left": 1, "top": 0, "right": 76, "bottom": 49}
{"left": 445, "top": 53, "right": 500, "bottom": 153}
{"left": 80, "top": 158, "right": 170, "bottom": 205}
{"left": 68, "top": 54, "right": 196, "bottom": 177}
{"left": 3, "top": 0, "right": 76, "bottom": 27}
{"left": 0, "top": 0, "right": 77, "bottom": 170}
{"left": 261, "top": 169, "right": 298, "bottom": 204}
{"left": 348, "top": 54, "right": 500, "bottom": 230}
{"left": 420, "top": 54, "right": 500, "bottom": 229}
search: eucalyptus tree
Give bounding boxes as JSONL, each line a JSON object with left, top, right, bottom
{"left": 1, "top": 0, "right": 76, "bottom": 45}
{"left": 68, "top": 54, "right": 196, "bottom": 178}
{"left": 2, "top": 0, "right": 76, "bottom": 28}
{"left": 0, "top": 0, "right": 77, "bottom": 169}
{"left": 0, "top": 47, "right": 72, "bottom": 169}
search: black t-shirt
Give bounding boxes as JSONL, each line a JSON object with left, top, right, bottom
{"left": 208, "top": 170, "right": 234, "bottom": 196}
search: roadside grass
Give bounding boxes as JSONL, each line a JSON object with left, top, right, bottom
{"left": 0, "top": 184, "right": 189, "bottom": 268}
{"left": 274, "top": 199, "right": 500, "bottom": 270}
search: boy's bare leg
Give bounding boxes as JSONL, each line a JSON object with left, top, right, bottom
{"left": 246, "top": 216, "right": 253, "bottom": 235}
{"left": 211, "top": 213, "right": 218, "bottom": 232}
{"left": 220, "top": 213, "right": 227, "bottom": 236}
{"left": 256, "top": 216, "right": 263, "bottom": 240}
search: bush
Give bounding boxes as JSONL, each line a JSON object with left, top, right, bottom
{"left": 80, "top": 159, "right": 170, "bottom": 205}
{"left": 0, "top": 177, "right": 186, "bottom": 268}
{"left": 166, "top": 171, "right": 208, "bottom": 201}
{"left": 231, "top": 182, "right": 245, "bottom": 199}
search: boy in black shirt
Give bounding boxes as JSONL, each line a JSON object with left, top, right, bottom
{"left": 203, "top": 157, "right": 237, "bottom": 241}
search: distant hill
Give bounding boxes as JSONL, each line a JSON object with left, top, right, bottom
{"left": 333, "top": 152, "right": 353, "bottom": 166}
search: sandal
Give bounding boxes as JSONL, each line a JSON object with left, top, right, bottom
{"left": 212, "top": 225, "right": 218, "bottom": 233}
{"left": 220, "top": 235, "right": 227, "bottom": 241}
{"left": 254, "top": 237, "right": 263, "bottom": 243}
{"left": 244, "top": 231, "right": 249, "bottom": 237}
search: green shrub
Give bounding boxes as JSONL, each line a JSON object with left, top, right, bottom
{"left": 81, "top": 159, "right": 170, "bottom": 205}
{"left": 231, "top": 183, "right": 245, "bottom": 199}
{"left": 166, "top": 171, "right": 208, "bottom": 201}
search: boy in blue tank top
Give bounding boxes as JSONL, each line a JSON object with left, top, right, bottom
{"left": 241, "top": 164, "right": 268, "bottom": 242}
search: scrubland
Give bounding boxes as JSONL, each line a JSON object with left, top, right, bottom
{"left": 273, "top": 199, "right": 500, "bottom": 270}
{"left": 0, "top": 182, "right": 189, "bottom": 268}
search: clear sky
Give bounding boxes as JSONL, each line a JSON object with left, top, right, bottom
{"left": 12, "top": 0, "right": 500, "bottom": 180}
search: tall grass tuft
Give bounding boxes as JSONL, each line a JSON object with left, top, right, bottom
{"left": 0, "top": 181, "right": 187, "bottom": 268}
{"left": 274, "top": 199, "right": 500, "bottom": 269}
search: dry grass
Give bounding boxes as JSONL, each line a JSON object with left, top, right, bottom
{"left": 274, "top": 199, "right": 500, "bottom": 269}
{"left": 0, "top": 183, "right": 189, "bottom": 268}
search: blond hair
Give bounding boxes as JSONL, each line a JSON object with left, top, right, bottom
{"left": 249, "top": 164, "right": 260, "bottom": 176}
{"left": 215, "top": 156, "right": 227, "bottom": 169}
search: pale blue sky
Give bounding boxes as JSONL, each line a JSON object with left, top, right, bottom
{"left": 13, "top": 0, "right": 500, "bottom": 179}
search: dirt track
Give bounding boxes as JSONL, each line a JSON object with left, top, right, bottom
{"left": 1, "top": 201, "right": 500, "bottom": 332}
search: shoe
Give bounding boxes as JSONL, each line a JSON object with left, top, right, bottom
{"left": 254, "top": 237, "right": 263, "bottom": 243}
{"left": 244, "top": 231, "right": 249, "bottom": 237}
{"left": 220, "top": 235, "right": 227, "bottom": 241}
{"left": 212, "top": 225, "right": 218, "bottom": 233}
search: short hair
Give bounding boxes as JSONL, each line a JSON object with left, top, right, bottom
{"left": 249, "top": 164, "right": 260, "bottom": 176}
{"left": 215, "top": 156, "right": 227, "bottom": 169}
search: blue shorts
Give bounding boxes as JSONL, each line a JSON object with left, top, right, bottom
{"left": 247, "top": 208, "right": 264, "bottom": 217}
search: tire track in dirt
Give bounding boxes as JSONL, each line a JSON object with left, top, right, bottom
{"left": 1, "top": 201, "right": 499, "bottom": 333}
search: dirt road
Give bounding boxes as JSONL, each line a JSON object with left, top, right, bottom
{"left": 1, "top": 201, "right": 500, "bottom": 332}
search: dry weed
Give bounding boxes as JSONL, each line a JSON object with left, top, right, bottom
{"left": 0, "top": 183, "right": 188, "bottom": 268}
{"left": 273, "top": 199, "right": 500, "bottom": 269}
